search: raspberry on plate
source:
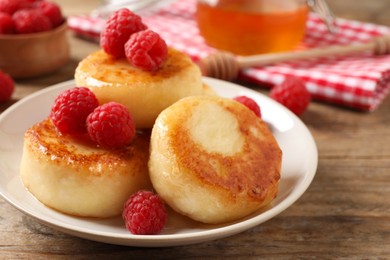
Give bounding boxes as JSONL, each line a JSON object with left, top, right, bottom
{"left": 270, "top": 76, "right": 311, "bottom": 116}
{"left": 13, "top": 9, "right": 52, "bottom": 34}
{"left": 0, "top": 70, "right": 14, "bottom": 102}
{"left": 100, "top": 8, "right": 147, "bottom": 58}
{"left": 0, "top": 11, "right": 14, "bottom": 34}
{"left": 125, "top": 29, "right": 168, "bottom": 71}
{"left": 233, "top": 95, "right": 261, "bottom": 118}
{"left": 50, "top": 87, "right": 99, "bottom": 135}
{"left": 34, "top": 1, "right": 64, "bottom": 28}
{"left": 122, "top": 190, "right": 167, "bottom": 235}
{"left": 86, "top": 102, "right": 136, "bottom": 148}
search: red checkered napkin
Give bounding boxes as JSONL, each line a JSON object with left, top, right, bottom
{"left": 68, "top": 0, "right": 390, "bottom": 111}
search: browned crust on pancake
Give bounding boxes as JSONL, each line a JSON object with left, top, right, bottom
{"left": 162, "top": 96, "right": 281, "bottom": 204}
{"left": 74, "top": 47, "right": 203, "bottom": 129}
{"left": 25, "top": 119, "right": 150, "bottom": 177}
{"left": 76, "top": 48, "right": 195, "bottom": 86}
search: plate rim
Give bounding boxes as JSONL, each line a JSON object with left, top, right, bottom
{"left": 0, "top": 77, "right": 318, "bottom": 247}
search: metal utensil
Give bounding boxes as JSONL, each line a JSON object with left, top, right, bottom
{"left": 307, "top": 0, "right": 337, "bottom": 33}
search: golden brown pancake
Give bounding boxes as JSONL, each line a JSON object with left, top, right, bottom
{"left": 20, "top": 119, "right": 152, "bottom": 218}
{"left": 149, "top": 95, "right": 282, "bottom": 224}
{"left": 74, "top": 48, "right": 203, "bottom": 129}
{"left": 201, "top": 82, "right": 217, "bottom": 96}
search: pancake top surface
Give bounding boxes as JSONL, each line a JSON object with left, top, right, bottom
{"left": 154, "top": 96, "right": 282, "bottom": 200}
{"left": 25, "top": 119, "right": 150, "bottom": 175}
{"left": 75, "top": 48, "right": 197, "bottom": 86}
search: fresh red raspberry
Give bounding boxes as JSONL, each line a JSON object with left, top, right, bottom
{"left": 0, "top": 0, "right": 30, "bottom": 15}
{"left": 0, "top": 70, "right": 14, "bottom": 102}
{"left": 270, "top": 76, "right": 311, "bottom": 116}
{"left": 34, "top": 1, "right": 63, "bottom": 28}
{"left": 86, "top": 102, "right": 136, "bottom": 148}
{"left": 233, "top": 95, "right": 261, "bottom": 118}
{"left": 100, "top": 8, "right": 147, "bottom": 58}
{"left": 0, "top": 12, "right": 14, "bottom": 34}
{"left": 13, "top": 9, "right": 52, "bottom": 33}
{"left": 125, "top": 29, "right": 168, "bottom": 71}
{"left": 50, "top": 87, "right": 99, "bottom": 134}
{"left": 122, "top": 190, "right": 167, "bottom": 235}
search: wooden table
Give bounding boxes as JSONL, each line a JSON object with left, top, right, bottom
{"left": 1, "top": 0, "right": 389, "bottom": 258}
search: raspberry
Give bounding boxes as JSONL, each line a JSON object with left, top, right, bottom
{"left": 13, "top": 9, "right": 52, "bottom": 33}
{"left": 50, "top": 87, "right": 99, "bottom": 134}
{"left": 270, "top": 76, "right": 311, "bottom": 116}
{"left": 122, "top": 190, "right": 167, "bottom": 235}
{"left": 86, "top": 102, "right": 136, "bottom": 148}
{"left": 125, "top": 29, "right": 168, "bottom": 71}
{"left": 0, "top": 70, "right": 14, "bottom": 102}
{"left": 233, "top": 95, "right": 261, "bottom": 118}
{"left": 0, "top": 12, "right": 14, "bottom": 34}
{"left": 0, "top": 0, "right": 30, "bottom": 15}
{"left": 100, "top": 8, "right": 147, "bottom": 58}
{"left": 34, "top": 1, "right": 63, "bottom": 28}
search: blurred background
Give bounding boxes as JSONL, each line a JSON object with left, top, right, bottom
{"left": 57, "top": 0, "right": 390, "bottom": 26}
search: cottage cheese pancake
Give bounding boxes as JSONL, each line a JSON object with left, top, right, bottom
{"left": 149, "top": 96, "right": 282, "bottom": 224}
{"left": 20, "top": 119, "right": 152, "bottom": 218}
{"left": 75, "top": 48, "right": 203, "bottom": 129}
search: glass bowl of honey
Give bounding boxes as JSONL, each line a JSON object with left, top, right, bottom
{"left": 196, "top": 0, "right": 312, "bottom": 55}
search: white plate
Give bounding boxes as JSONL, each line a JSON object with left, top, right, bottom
{"left": 0, "top": 77, "right": 318, "bottom": 247}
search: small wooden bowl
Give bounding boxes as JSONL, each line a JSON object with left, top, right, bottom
{"left": 0, "top": 22, "right": 70, "bottom": 79}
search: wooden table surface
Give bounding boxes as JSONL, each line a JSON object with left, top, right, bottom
{"left": 1, "top": 0, "right": 389, "bottom": 258}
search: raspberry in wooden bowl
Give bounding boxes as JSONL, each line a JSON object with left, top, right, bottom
{"left": 0, "top": 0, "right": 69, "bottom": 78}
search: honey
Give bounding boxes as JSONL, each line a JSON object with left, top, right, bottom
{"left": 196, "top": 0, "right": 309, "bottom": 55}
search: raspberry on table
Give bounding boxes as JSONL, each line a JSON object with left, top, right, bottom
{"left": 0, "top": 12, "right": 14, "bottom": 34}
{"left": 100, "top": 8, "right": 147, "bottom": 58}
{"left": 233, "top": 95, "right": 261, "bottom": 118}
{"left": 50, "top": 87, "right": 99, "bottom": 135}
{"left": 125, "top": 29, "right": 168, "bottom": 71}
{"left": 34, "top": 1, "right": 64, "bottom": 28}
{"left": 122, "top": 190, "right": 167, "bottom": 235}
{"left": 86, "top": 102, "right": 136, "bottom": 148}
{"left": 13, "top": 9, "right": 52, "bottom": 34}
{"left": 0, "top": 70, "right": 14, "bottom": 103}
{"left": 269, "top": 76, "right": 311, "bottom": 116}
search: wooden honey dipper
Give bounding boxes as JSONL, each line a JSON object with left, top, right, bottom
{"left": 198, "top": 34, "right": 390, "bottom": 81}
